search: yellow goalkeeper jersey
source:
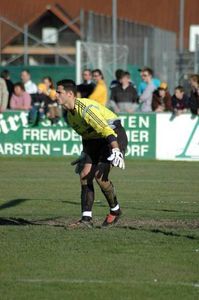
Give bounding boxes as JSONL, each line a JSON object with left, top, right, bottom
{"left": 67, "top": 98, "right": 119, "bottom": 140}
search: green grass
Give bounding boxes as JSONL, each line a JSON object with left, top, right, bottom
{"left": 0, "top": 157, "right": 199, "bottom": 300}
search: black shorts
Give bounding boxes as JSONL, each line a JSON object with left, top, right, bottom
{"left": 82, "top": 121, "right": 128, "bottom": 164}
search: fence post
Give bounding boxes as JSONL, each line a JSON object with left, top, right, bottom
{"left": 24, "top": 24, "right": 28, "bottom": 65}
{"left": 194, "top": 35, "right": 199, "bottom": 73}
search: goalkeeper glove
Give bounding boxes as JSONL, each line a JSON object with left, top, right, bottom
{"left": 107, "top": 148, "right": 125, "bottom": 169}
{"left": 71, "top": 152, "right": 86, "bottom": 174}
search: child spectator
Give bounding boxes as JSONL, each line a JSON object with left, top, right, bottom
{"left": 10, "top": 82, "right": 31, "bottom": 111}
{"left": 171, "top": 86, "right": 189, "bottom": 116}
{"left": 89, "top": 69, "right": 108, "bottom": 106}
{"left": 38, "top": 77, "right": 59, "bottom": 124}
{"left": 152, "top": 82, "right": 172, "bottom": 112}
{"left": 189, "top": 74, "right": 199, "bottom": 116}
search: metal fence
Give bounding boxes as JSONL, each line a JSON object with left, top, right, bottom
{"left": 83, "top": 11, "right": 177, "bottom": 92}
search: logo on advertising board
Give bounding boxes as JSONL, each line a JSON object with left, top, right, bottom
{"left": 0, "top": 112, "right": 156, "bottom": 158}
{"left": 156, "top": 114, "right": 199, "bottom": 161}
{"left": 176, "top": 117, "right": 199, "bottom": 159}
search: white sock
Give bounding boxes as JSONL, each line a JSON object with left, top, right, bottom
{"left": 82, "top": 211, "right": 92, "bottom": 218}
{"left": 110, "top": 204, "right": 120, "bottom": 212}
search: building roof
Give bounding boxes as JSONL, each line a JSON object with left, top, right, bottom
{"left": 1, "top": 0, "right": 199, "bottom": 49}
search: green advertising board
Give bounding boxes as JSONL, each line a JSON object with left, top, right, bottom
{"left": 0, "top": 111, "right": 156, "bottom": 158}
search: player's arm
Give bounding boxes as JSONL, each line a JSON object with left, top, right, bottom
{"left": 83, "top": 106, "right": 125, "bottom": 169}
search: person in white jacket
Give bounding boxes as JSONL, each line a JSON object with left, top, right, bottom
{"left": 0, "top": 78, "right": 8, "bottom": 112}
{"left": 21, "top": 70, "right": 37, "bottom": 94}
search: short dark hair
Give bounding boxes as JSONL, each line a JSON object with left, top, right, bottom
{"left": 1, "top": 69, "right": 10, "bottom": 79}
{"left": 14, "top": 82, "right": 25, "bottom": 91}
{"left": 190, "top": 74, "right": 199, "bottom": 84}
{"left": 57, "top": 79, "right": 77, "bottom": 96}
{"left": 139, "top": 67, "right": 154, "bottom": 76}
{"left": 115, "top": 69, "right": 124, "bottom": 80}
{"left": 83, "top": 69, "right": 92, "bottom": 75}
{"left": 121, "top": 71, "right": 130, "bottom": 78}
{"left": 175, "top": 85, "right": 184, "bottom": 93}
{"left": 21, "top": 69, "right": 30, "bottom": 75}
{"left": 92, "top": 69, "right": 104, "bottom": 79}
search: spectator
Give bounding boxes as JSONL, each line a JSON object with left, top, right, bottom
{"left": 138, "top": 67, "right": 160, "bottom": 96}
{"left": 77, "top": 69, "right": 95, "bottom": 98}
{"left": 171, "top": 86, "right": 189, "bottom": 116}
{"left": 89, "top": 69, "right": 108, "bottom": 105}
{"left": 189, "top": 74, "right": 199, "bottom": 116}
{"left": 110, "top": 71, "right": 138, "bottom": 113}
{"left": 1, "top": 69, "right": 14, "bottom": 108}
{"left": 10, "top": 82, "right": 31, "bottom": 111}
{"left": 139, "top": 68, "right": 157, "bottom": 112}
{"left": 37, "top": 77, "right": 59, "bottom": 124}
{"left": 152, "top": 82, "right": 172, "bottom": 112}
{"left": 21, "top": 69, "right": 37, "bottom": 95}
{"left": 110, "top": 69, "right": 124, "bottom": 90}
{"left": 0, "top": 78, "right": 9, "bottom": 113}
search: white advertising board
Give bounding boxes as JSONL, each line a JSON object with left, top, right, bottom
{"left": 156, "top": 114, "right": 199, "bottom": 160}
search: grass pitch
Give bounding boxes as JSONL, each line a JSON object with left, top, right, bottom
{"left": 0, "top": 157, "right": 199, "bottom": 300}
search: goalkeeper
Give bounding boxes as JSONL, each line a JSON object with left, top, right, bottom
{"left": 56, "top": 79, "right": 128, "bottom": 228}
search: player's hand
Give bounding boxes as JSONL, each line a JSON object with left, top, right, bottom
{"left": 107, "top": 148, "right": 125, "bottom": 169}
{"left": 71, "top": 152, "right": 86, "bottom": 174}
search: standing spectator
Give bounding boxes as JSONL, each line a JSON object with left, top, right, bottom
{"left": 139, "top": 68, "right": 157, "bottom": 112}
{"left": 10, "top": 82, "right": 31, "bottom": 111}
{"left": 110, "top": 69, "right": 124, "bottom": 90}
{"left": 189, "top": 74, "right": 199, "bottom": 116}
{"left": 110, "top": 71, "right": 138, "bottom": 113}
{"left": 138, "top": 67, "right": 160, "bottom": 96}
{"left": 1, "top": 69, "right": 14, "bottom": 108}
{"left": 21, "top": 69, "right": 37, "bottom": 95}
{"left": 89, "top": 69, "right": 108, "bottom": 106}
{"left": 171, "top": 86, "right": 189, "bottom": 116}
{"left": 0, "top": 78, "right": 9, "bottom": 112}
{"left": 77, "top": 69, "right": 95, "bottom": 98}
{"left": 152, "top": 82, "right": 172, "bottom": 112}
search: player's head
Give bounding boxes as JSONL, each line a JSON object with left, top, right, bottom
{"left": 56, "top": 79, "right": 77, "bottom": 107}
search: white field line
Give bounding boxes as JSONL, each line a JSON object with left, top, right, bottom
{"left": 13, "top": 279, "right": 199, "bottom": 288}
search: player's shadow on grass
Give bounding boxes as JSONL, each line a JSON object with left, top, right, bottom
{"left": 62, "top": 200, "right": 80, "bottom": 206}
{"left": 0, "top": 198, "right": 29, "bottom": 211}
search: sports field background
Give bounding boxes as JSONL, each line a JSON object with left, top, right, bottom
{"left": 0, "top": 157, "right": 198, "bottom": 299}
